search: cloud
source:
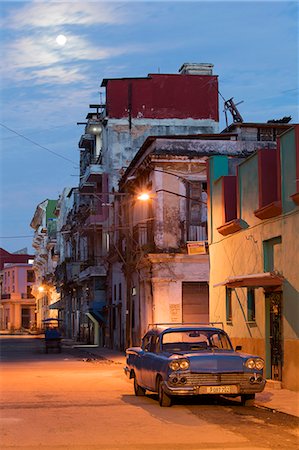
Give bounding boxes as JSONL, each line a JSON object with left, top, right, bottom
{"left": 17, "top": 66, "right": 87, "bottom": 85}
{"left": 2, "top": 1, "right": 129, "bottom": 30}
{"left": 1, "top": 32, "right": 143, "bottom": 85}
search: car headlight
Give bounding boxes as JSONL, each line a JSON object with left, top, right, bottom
{"left": 169, "top": 360, "right": 180, "bottom": 371}
{"left": 255, "top": 358, "right": 264, "bottom": 370}
{"left": 245, "top": 358, "right": 256, "bottom": 369}
{"left": 169, "top": 359, "right": 190, "bottom": 371}
{"left": 179, "top": 359, "right": 190, "bottom": 370}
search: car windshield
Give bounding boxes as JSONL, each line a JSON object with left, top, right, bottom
{"left": 161, "top": 330, "right": 233, "bottom": 352}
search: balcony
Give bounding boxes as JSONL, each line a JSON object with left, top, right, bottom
{"left": 132, "top": 223, "right": 155, "bottom": 252}
{"left": 79, "top": 133, "right": 94, "bottom": 149}
{"left": 187, "top": 225, "right": 207, "bottom": 241}
{"left": 84, "top": 214, "right": 104, "bottom": 229}
{"left": 1, "top": 293, "right": 11, "bottom": 299}
{"left": 79, "top": 257, "right": 107, "bottom": 280}
{"left": 80, "top": 163, "right": 104, "bottom": 189}
{"left": 66, "top": 261, "right": 82, "bottom": 282}
{"left": 32, "top": 234, "right": 44, "bottom": 250}
{"left": 21, "top": 293, "right": 35, "bottom": 299}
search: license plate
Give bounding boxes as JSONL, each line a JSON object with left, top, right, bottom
{"left": 199, "top": 385, "right": 238, "bottom": 394}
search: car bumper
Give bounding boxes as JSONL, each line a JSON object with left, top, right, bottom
{"left": 162, "top": 379, "right": 266, "bottom": 397}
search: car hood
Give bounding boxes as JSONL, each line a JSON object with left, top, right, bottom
{"left": 170, "top": 351, "right": 251, "bottom": 372}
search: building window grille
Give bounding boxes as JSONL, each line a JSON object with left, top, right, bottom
{"left": 186, "top": 181, "right": 207, "bottom": 241}
{"left": 226, "top": 287, "right": 232, "bottom": 323}
{"left": 112, "top": 307, "right": 116, "bottom": 330}
{"left": 247, "top": 288, "right": 256, "bottom": 322}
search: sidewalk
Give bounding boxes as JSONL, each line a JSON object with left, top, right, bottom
{"left": 63, "top": 341, "right": 299, "bottom": 418}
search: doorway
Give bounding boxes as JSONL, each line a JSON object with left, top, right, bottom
{"left": 182, "top": 282, "right": 209, "bottom": 323}
{"left": 21, "top": 307, "right": 31, "bottom": 329}
{"left": 265, "top": 292, "right": 283, "bottom": 381}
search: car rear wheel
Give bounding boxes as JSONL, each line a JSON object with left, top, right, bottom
{"left": 134, "top": 376, "right": 146, "bottom": 396}
{"left": 158, "top": 380, "right": 172, "bottom": 407}
{"left": 241, "top": 394, "right": 255, "bottom": 406}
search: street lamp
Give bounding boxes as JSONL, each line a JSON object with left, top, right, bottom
{"left": 136, "top": 189, "right": 207, "bottom": 205}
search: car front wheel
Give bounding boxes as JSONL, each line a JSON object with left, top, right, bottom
{"left": 134, "top": 376, "right": 146, "bottom": 396}
{"left": 241, "top": 394, "right": 255, "bottom": 406}
{"left": 158, "top": 380, "right": 172, "bottom": 407}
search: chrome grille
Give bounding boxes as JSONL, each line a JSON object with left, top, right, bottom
{"left": 184, "top": 373, "right": 249, "bottom": 386}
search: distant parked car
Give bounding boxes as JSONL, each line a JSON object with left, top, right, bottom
{"left": 124, "top": 324, "right": 266, "bottom": 407}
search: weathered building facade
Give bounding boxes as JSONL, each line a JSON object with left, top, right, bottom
{"left": 0, "top": 248, "right": 35, "bottom": 331}
{"left": 208, "top": 125, "right": 299, "bottom": 391}
{"left": 108, "top": 130, "right": 285, "bottom": 349}
{"left": 30, "top": 199, "right": 59, "bottom": 330}
{"left": 54, "top": 63, "right": 221, "bottom": 343}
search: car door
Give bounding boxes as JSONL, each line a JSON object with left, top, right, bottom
{"left": 141, "top": 334, "right": 162, "bottom": 391}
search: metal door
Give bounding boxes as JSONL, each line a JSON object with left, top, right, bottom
{"left": 182, "top": 282, "right": 209, "bottom": 323}
{"left": 267, "top": 292, "right": 283, "bottom": 381}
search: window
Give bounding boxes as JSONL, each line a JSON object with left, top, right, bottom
{"left": 132, "top": 299, "right": 135, "bottom": 329}
{"left": 142, "top": 333, "right": 151, "bottom": 351}
{"left": 254, "top": 149, "right": 281, "bottom": 220}
{"left": 113, "top": 284, "right": 117, "bottom": 302}
{"left": 112, "top": 307, "right": 116, "bottom": 330}
{"left": 247, "top": 288, "right": 256, "bottom": 322}
{"left": 27, "top": 286, "right": 34, "bottom": 299}
{"left": 226, "top": 287, "right": 232, "bottom": 323}
{"left": 118, "top": 283, "right": 122, "bottom": 301}
{"left": 27, "top": 270, "right": 35, "bottom": 282}
{"left": 187, "top": 181, "right": 207, "bottom": 225}
{"left": 263, "top": 236, "right": 282, "bottom": 272}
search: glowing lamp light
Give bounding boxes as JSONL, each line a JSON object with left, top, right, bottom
{"left": 137, "top": 192, "right": 151, "bottom": 201}
{"left": 38, "top": 286, "right": 45, "bottom": 293}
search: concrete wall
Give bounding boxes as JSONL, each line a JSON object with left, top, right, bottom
{"left": 208, "top": 130, "right": 299, "bottom": 390}
{"left": 103, "top": 119, "right": 218, "bottom": 191}
{"left": 137, "top": 254, "right": 209, "bottom": 341}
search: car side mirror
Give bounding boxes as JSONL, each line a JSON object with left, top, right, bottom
{"left": 235, "top": 345, "right": 242, "bottom": 351}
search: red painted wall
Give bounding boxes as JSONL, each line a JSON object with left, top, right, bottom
{"left": 105, "top": 74, "right": 219, "bottom": 121}
{"left": 222, "top": 176, "right": 237, "bottom": 223}
{"left": 258, "top": 149, "right": 279, "bottom": 207}
{"left": 0, "top": 248, "right": 34, "bottom": 270}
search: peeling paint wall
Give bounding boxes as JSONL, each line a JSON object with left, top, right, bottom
{"left": 102, "top": 119, "right": 218, "bottom": 190}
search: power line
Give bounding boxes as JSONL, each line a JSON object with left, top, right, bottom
{"left": 0, "top": 235, "right": 34, "bottom": 239}
{"left": 0, "top": 122, "right": 78, "bottom": 166}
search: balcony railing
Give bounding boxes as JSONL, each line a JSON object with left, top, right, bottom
{"left": 1, "top": 293, "right": 11, "bottom": 299}
{"left": 21, "top": 293, "right": 35, "bottom": 299}
{"left": 181, "top": 221, "right": 207, "bottom": 243}
{"left": 132, "top": 222, "right": 155, "bottom": 252}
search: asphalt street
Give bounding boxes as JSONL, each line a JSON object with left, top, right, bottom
{"left": 0, "top": 336, "right": 298, "bottom": 450}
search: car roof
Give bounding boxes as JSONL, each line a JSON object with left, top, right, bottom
{"left": 146, "top": 325, "right": 225, "bottom": 335}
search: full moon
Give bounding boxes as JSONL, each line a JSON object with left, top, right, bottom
{"left": 56, "top": 34, "right": 67, "bottom": 46}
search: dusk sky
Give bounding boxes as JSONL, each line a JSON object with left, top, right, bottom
{"left": 0, "top": 0, "right": 298, "bottom": 254}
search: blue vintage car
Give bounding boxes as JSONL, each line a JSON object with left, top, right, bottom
{"left": 124, "top": 324, "right": 266, "bottom": 407}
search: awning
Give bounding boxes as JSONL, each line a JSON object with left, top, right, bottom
{"left": 86, "top": 311, "right": 105, "bottom": 324}
{"left": 49, "top": 300, "right": 64, "bottom": 310}
{"left": 214, "top": 271, "right": 284, "bottom": 288}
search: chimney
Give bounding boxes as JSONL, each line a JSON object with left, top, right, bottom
{"left": 179, "top": 63, "right": 214, "bottom": 75}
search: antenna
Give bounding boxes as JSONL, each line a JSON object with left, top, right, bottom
{"left": 224, "top": 97, "right": 244, "bottom": 128}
